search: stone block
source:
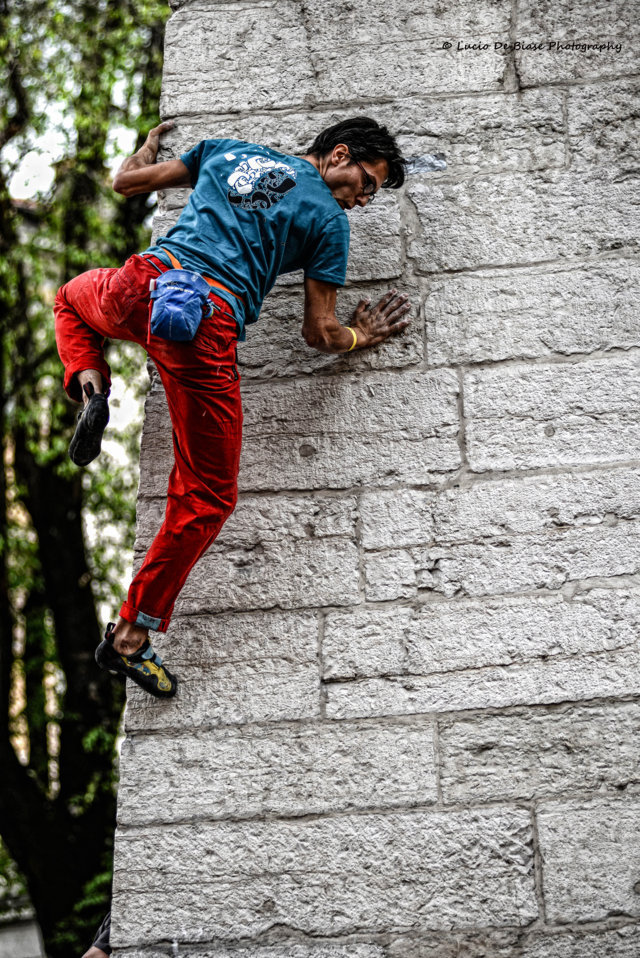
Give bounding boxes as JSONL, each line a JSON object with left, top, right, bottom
{"left": 239, "top": 368, "right": 460, "bottom": 488}
{"left": 567, "top": 76, "right": 640, "bottom": 171}
{"left": 379, "top": 87, "right": 565, "bottom": 177}
{"left": 408, "top": 169, "right": 639, "bottom": 272}
{"left": 160, "top": 1, "right": 314, "bottom": 115}
{"left": 303, "top": 0, "right": 510, "bottom": 47}
{"left": 135, "top": 536, "right": 359, "bottom": 616}
{"left": 238, "top": 429, "right": 460, "bottom": 492}
{"left": 364, "top": 522, "right": 640, "bottom": 600}
{"left": 346, "top": 195, "right": 403, "bottom": 281}
{"left": 123, "top": 610, "right": 321, "bottom": 731}
{"left": 439, "top": 701, "right": 640, "bottom": 803}
{"left": 435, "top": 465, "right": 640, "bottom": 541}
{"left": 387, "top": 929, "right": 522, "bottom": 958}
{"left": 112, "top": 806, "right": 536, "bottom": 945}
{"left": 118, "top": 717, "right": 437, "bottom": 825}
{"left": 324, "top": 606, "right": 410, "bottom": 680}
{"left": 117, "top": 946, "right": 385, "bottom": 958}
{"left": 124, "top": 657, "right": 321, "bottom": 732}
{"left": 159, "top": 86, "right": 565, "bottom": 180}
{"left": 359, "top": 488, "right": 436, "bottom": 550}
{"left": 425, "top": 259, "right": 640, "bottom": 366}
{"left": 135, "top": 490, "right": 358, "bottom": 551}
{"left": 515, "top": 0, "right": 638, "bottom": 87}
{"left": 387, "top": 925, "right": 640, "bottom": 958}
{"left": 303, "top": 0, "right": 511, "bottom": 100}
{"left": 519, "top": 925, "right": 640, "bottom": 958}
{"left": 326, "top": 645, "right": 640, "bottom": 719}
{"left": 138, "top": 365, "right": 460, "bottom": 496}
{"left": 116, "top": 946, "right": 385, "bottom": 958}
{"left": 464, "top": 356, "right": 640, "bottom": 472}
{"left": 360, "top": 465, "right": 640, "bottom": 549}
{"left": 324, "top": 589, "right": 640, "bottom": 680}
{"left": 537, "top": 798, "right": 640, "bottom": 922}
{"left": 236, "top": 282, "right": 422, "bottom": 381}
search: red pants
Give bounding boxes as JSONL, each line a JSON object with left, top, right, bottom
{"left": 54, "top": 254, "right": 243, "bottom": 632}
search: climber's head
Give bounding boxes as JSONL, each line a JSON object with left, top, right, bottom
{"left": 303, "top": 117, "right": 406, "bottom": 210}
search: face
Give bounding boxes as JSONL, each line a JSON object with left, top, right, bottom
{"left": 321, "top": 143, "right": 389, "bottom": 210}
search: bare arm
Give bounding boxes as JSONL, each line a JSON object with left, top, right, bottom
{"left": 302, "top": 277, "right": 411, "bottom": 353}
{"left": 112, "top": 121, "right": 192, "bottom": 197}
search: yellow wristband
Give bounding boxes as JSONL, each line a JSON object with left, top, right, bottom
{"left": 345, "top": 326, "right": 358, "bottom": 351}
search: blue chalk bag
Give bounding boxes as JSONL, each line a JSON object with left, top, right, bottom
{"left": 149, "top": 268, "right": 214, "bottom": 342}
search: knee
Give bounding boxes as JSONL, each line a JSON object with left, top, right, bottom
{"left": 191, "top": 479, "right": 238, "bottom": 523}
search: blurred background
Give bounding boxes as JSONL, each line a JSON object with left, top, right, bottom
{"left": 0, "top": 2, "right": 170, "bottom": 955}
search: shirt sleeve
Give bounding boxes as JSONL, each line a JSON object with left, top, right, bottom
{"left": 179, "top": 140, "right": 230, "bottom": 188}
{"left": 303, "top": 212, "right": 351, "bottom": 287}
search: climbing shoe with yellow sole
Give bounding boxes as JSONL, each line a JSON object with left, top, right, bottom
{"left": 95, "top": 622, "right": 178, "bottom": 698}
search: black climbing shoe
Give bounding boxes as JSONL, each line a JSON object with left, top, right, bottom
{"left": 69, "top": 382, "right": 109, "bottom": 466}
{"left": 95, "top": 622, "right": 178, "bottom": 698}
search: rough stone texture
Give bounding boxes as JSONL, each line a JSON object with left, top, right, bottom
{"left": 112, "top": 807, "right": 536, "bottom": 946}
{"left": 158, "top": 86, "right": 566, "bottom": 180}
{"left": 324, "top": 590, "right": 640, "bottom": 680}
{"left": 113, "top": 0, "right": 640, "bottom": 954}
{"left": 439, "top": 702, "right": 640, "bottom": 803}
{"left": 516, "top": 0, "right": 639, "bottom": 86}
{"left": 425, "top": 259, "right": 640, "bottom": 366}
{"left": 408, "top": 169, "right": 639, "bottom": 273}
{"left": 236, "top": 282, "right": 424, "bottom": 381}
{"left": 387, "top": 924, "right": 640, "bottom": 957}
{"left": 117, "top": 946, "right": 387, "bottom": 958}
{"left": 363, "top": 522, "right": 640, "bottom": 600}
{"left": 464, "top": 356, "right": 640, "bottom": 472}
{"left": 537, "top": 799, "right": 640, "bottom": 922}
{"left": 567, "top": 76, "right": 640, "bottom": 172}
{"left": 160, "top": 1, "right": 315, "bottom": 116}
{"left": 359, "top": 465, "right": 640, "bottom": 548}
{"left": 325, "top": 645, "right": 640, "bottom": 720}
{"left": 118, "top": 717, "right": 437, "bottom": 825}
{"left": 124, "top": 610, "right": 321, "bottom": 731}
{"left": 111, "top": 924, "right": 640, "bottom": 958}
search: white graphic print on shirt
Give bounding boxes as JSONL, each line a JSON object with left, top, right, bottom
{"left": 226, "top": 155, "right": 297, "bottom": 211}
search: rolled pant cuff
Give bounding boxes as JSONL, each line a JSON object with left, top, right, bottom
{"left": 119, "top": 601, "right": 171, "bottom": 633}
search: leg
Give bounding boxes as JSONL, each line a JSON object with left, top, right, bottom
{"left": 119, "top": 300, "right": 242, "bottom": 636}
{"left": 78, "top": 369, "right": 106, "bottom": 404}
{"left": 54, "top": 255, "right": 155, "bottom": 402}
{"left": 54, "top": 269, "right": 116, "bottom": 404}
{"left": 55, "top": 257, "right": 166, "bottom": 465}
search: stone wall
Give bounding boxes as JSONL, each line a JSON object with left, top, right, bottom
{"left": 112, "top": 0, "right": 640, "bottom": 954}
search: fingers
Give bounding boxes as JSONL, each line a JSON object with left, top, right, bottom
{"left": 147, "top": 120, "right": 175, "bottom": 140}
{"left": 386, "top": 301, "right": 411, "bottom": 325}
{"left": 373, "top": 287, "right": 399, "bottom": 313}
{"left": 350, "top": 287, "right": 412, "bottom": 347}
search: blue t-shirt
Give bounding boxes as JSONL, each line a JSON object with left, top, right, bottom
{"left": 145, "top": 139, "right": 351, "bottom": 339}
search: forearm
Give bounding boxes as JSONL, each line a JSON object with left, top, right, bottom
{"left": 116, "top": 144, "right": 157, "bottom": 176}
{"left": 303, "top": 314, "right": 363, "bottom": 353}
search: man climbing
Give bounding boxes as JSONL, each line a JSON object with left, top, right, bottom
{"left": 54, "top": 116, "right": 411, "bottom": 699}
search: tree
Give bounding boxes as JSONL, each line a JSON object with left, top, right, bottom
{"left": 0, "top": 1, "right": 170, "bottom": 953}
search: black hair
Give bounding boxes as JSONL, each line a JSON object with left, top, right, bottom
{"left": 306, "top": 116, "right": 406, "bottom": 189}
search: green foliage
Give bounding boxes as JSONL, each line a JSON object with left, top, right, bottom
{"left": 0, "top": 0, "right": 170, "bottom": 952}
{"left": 48, "top": 856, "right": 115, "bottom": 955}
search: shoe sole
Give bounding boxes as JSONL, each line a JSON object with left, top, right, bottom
{"left": 69, "top": 396, "right": 110, "bottom": 466}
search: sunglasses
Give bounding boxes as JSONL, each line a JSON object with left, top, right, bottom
{"left": 346, "top": 153, "right": 378, "bottom": 203}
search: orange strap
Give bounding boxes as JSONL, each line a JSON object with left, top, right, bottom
{"left": 161, "top": 247, "right": 245, "bottom": 304}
